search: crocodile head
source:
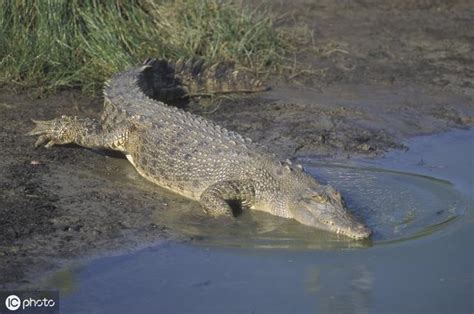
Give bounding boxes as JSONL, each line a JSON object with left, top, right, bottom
{"left": 290, "top": 184, "right": 372, "bottom": 240}
{"left": 259, "top": 161, "right": 372, "bottom": 240}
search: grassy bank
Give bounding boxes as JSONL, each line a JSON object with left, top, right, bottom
{"left": 0, "top": 0, "right": 290, "bottom": 93}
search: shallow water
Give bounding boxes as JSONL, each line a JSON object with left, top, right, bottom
{"left": 41, "top": 129, "right": 473, "bottom": 313}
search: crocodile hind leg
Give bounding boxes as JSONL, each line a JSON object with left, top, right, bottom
{"left": 199, "top": 180, "right": 255, "bottom": 217}
{"left": 27, "top": 115, "right": 132, "bottom": 152}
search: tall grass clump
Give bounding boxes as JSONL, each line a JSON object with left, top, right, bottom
{"left": 0, "top": 0, "right": 289, "bottom": 93}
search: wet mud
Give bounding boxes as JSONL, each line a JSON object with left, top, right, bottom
{"left": 1, "top": 0, "right": 474, "bottom": 288}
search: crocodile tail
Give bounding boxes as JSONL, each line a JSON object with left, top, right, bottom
{"left": 172, "top": 57, "right": 269, "bottom": 95}
{"left": 139, "top": 57, "right": 268, "bottom": 101}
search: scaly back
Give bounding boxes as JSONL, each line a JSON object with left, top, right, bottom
{"left": 100, "top": 58, "right": 266, "bottom": 151}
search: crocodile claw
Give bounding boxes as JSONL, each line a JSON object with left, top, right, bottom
{"left": 26, "top": 119, "right": 60, "bottom": 148}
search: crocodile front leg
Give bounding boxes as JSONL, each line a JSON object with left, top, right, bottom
{"left": 199, "top": 180, "right": 255, "bottom": 217}
{"left": 27, "top": 115, "right": 132, "bottom": 152}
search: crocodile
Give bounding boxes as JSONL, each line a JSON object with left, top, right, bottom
{"left": 28, "top": 58, "right": 372, "bottom": 240}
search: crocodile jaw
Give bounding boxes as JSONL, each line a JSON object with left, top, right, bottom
{"left": 291, "top": 195, "right": 372, "bottom": 240}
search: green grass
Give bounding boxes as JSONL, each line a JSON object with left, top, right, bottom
{"left": 0, "top": 0, "right": 291, "bottom": 93}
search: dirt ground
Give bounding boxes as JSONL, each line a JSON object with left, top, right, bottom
{"left": 1, "top": 0, "right": 473, "bottom": 288}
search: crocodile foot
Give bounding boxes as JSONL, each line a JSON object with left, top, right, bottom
{"left": 26, "top": 115, "right": 75, "bottom": 148}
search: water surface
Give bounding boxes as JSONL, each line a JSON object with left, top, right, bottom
{"left": 41, "top": 129, "right": 474, "bottom": 313}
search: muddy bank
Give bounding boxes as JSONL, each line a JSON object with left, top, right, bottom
{"left": 197, "top": 83, "right": 473, "bottom": 158}
{"left": 0, "top": 91, "right": 174, "bottom": 287}
{"left": 273, "top": 0, "right": 474, "bottom": 97}
{"left": 207, "top": 0, "right": 474, "bottom": 156}
{"left": 1, "top": 0, "right": 474, "bottom": 288}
